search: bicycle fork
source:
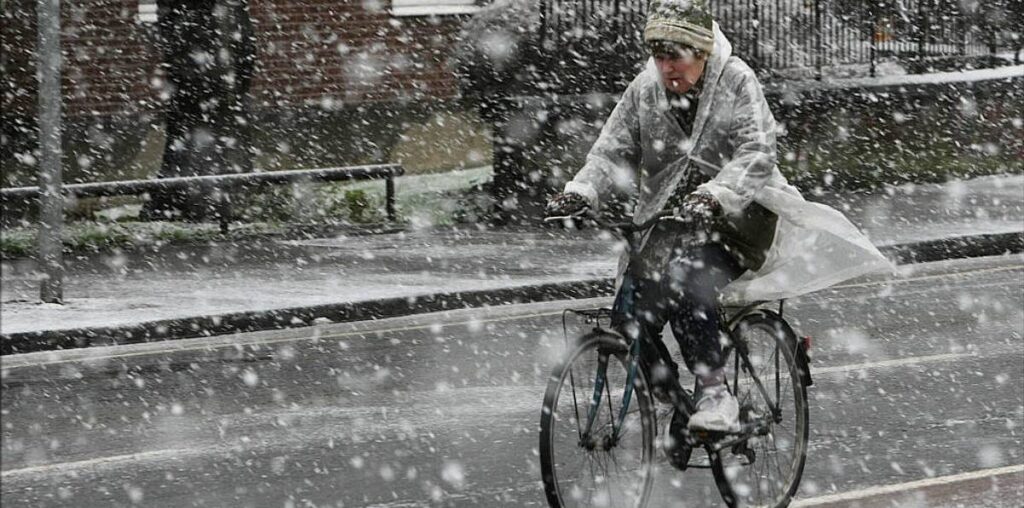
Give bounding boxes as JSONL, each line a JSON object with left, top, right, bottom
{"left": 579, "top": 339, "right": 643, "bottom": 450}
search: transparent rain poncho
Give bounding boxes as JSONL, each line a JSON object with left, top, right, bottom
{"left": 564, "top": 22, "right": 894, "bottom": 304}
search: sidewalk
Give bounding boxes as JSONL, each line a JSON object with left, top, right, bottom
{"left": 766, "top": 64, "right": 1024, "bottom": 96}
{"left": 2, "top": 174, "right": 1022, "bottom": 353}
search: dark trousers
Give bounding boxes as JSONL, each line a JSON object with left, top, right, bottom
{"left": 611, "top": 242, "right": 745, "bottom": 392}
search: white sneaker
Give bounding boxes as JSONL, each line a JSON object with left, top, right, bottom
{"left": 687, "top": 385, "right": 740, "bottom": 433}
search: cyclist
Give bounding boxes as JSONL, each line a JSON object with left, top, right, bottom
{"left": 545, "top": 0, "right": 891, "bottom": 437}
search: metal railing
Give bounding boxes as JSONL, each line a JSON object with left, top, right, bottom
{"left": 1, "top": 164, "right": 405, "bottom": 232}
{"left": 534, "top": 0, "right": 1009, "bottom": 81}
{"left": 535, "top": 0, "right": 650, "bottom": 92}
{"left": 713, "top": 0, "right": 999, "bottom": 77}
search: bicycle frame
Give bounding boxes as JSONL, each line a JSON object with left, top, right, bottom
{"left": 556, "top": 212, "right": 789, "bottom": 450}
{"left": 574, "top": 325, "right": 704, "bottom": 447}
{"left": 543, "top": 206, "right": 811, "bottom": 508}
{"left": 571, "top": 306, "right": 785, "bottom": 450}
{"left": 728, "top": 326, "right": 785, "bottom": 424}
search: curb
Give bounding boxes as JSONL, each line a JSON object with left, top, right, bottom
{"left": 879, "top": 231, "right": 1024, "bottom": 265}
{"left": 0, "top": 279, "right": 616, "bottom": 355}
{"left": 2, "top": 231, "right": 1021, "bottom": 355}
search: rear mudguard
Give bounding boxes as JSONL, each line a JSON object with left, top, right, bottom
{"left": 731, "top": 309, "right": 813, "bottom": 388}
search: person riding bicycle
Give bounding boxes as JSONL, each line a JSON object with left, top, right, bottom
{"left": 545, "top": 0, "right": 892, "bottom": 436}
{"left": 547, "top": 0, "right": 776, "bottom": 434}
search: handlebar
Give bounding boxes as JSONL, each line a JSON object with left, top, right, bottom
{"left": 544, "top": 209, "right": 679, "bottom": 243}
{"left": 544, "top": 207, "right": 716, "bottom": 256}
{"left": 595, "top": 210, "right": 678, "bottom": 234}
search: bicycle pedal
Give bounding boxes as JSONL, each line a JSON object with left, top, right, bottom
{"left": 691, "top": 429, "right": 737, "bottom": 445}
{"left": 694, "top": 429, "right": 727, "bottom": 439}
{"left": 666, "top": 443, "right": 693, "bottom": 471}
{"left": 732, "top": 443, "right": 756, "bottom": 465}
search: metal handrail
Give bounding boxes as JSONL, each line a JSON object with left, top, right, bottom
{"left": 0, "top": 164, "right": 403, "bottom": 200}
{"left": 0, "top": 163, "right": 405, "bottom": 230}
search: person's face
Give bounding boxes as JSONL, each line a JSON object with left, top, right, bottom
{"left": 651, "top": 43, "right": 707, "bottom": 94}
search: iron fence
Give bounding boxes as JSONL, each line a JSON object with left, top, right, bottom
{"left": 535, "top": 0, "right": 1010, "bottom": 80}
{"left": 715, "top": 0, "right": 999, "bottom": 77}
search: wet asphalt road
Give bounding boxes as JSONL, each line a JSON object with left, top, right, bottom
{"left": 2, "top": 254, "right": 1022, "bottom": 507}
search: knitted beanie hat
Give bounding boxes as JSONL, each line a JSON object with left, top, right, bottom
{"left": 644, "top": 0, "right": 715, "bottom": 55}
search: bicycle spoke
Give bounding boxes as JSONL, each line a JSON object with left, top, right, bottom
{"left": 770, "top": 346, "right": 778, "bottom": 405}
{"left": 568, "top": 367, "right": 583, "bottom": 441}
{"left": 541, "top": 334, "right": 654, "bottom": 508}
{"left": 604, "top": 372, "right": 616, "bottom": 437}
{"left": 755, "top": 460, "right": 766, "bottom": 505}
{"left": 716, "top": 318, "right": 808, "bottom": 507}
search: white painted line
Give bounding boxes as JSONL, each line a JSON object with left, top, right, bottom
{"left": 3, "top": 263, "right": 1018, "bottom": 370}
{"left": 0, "top": 309, "right": 571, "bottom": 369}
{"left": 831, "top": 264, "right": 1022, "bottom": 290}
{"left": 810, "top": 352, "right": 975, "bottom": 376}
{"left": 1, "top": 448, "right": 190, "bottom": 478}
{"left": 731, "top": 353, "right": 976, "bottom": 389}
{"left": 791, "top": 464, "right": 1024, "bottom": 506}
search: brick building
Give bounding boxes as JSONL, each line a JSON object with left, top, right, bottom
{"left": 1, "top": 0, "right": 472, "bottom": 118}
{"left": 1, "top": 0, "right": 484, "bottom": 189}
{"left": 2, "top": 0, "right": 1016, "bottom": 195}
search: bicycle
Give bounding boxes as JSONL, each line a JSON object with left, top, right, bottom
{"left": 539, "top": 211, "right": 813, "bottom": 508}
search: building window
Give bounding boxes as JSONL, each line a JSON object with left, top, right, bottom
{"left": 138, "top": 0, "right": 158, "bottom": 23}
{"left": 391, "top": 0, "right": 483, "bottom": 17}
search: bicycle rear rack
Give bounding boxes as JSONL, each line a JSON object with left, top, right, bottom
{"left": 561, "top": 308, "right": 615, "bottom": 347}
{"left": 565, "top": 307, "right": 615, "bottom": 323}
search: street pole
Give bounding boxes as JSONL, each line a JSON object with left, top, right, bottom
{"left": 37, "top": 0, "right": 64, "bottom": 303}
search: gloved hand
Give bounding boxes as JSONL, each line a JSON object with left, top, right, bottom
{"left": 663, "top": 191, "right": 721, "bottom": 228}
{"left": 545, "top": 192, "right": 590, "bottom": 219}
{"left": 680, "top": 192, "right": 721, "bottom": 220}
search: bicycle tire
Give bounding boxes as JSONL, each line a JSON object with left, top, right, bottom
{"left": 540, "top": 332, "right": 657, "bottom": 508}
{"left": 712, "top": 311, "right": 810, "bottom": 508}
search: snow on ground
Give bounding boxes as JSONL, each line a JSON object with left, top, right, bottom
{"left": 768, "top": 64, "right": 1024, "bottom": 95}
{"left": 2, "top": 173, "right": 1020, "bottom": 336}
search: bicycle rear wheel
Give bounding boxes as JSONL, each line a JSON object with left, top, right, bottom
{"left": 713, "top": 312, "right": 809, "bottom": 508}
{"left": 540, "top": 332, "right": 656, "bottom": 508}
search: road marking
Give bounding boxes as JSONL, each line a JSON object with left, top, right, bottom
{"left": 1, "top": 448, "right": 189, "bottom": 478}
{"left": 730, "top": 353, "right": 977, "bottom": 389}
{"left": 791, "top": 463, "right": 1024, "bottom": 506}
{"left": 810, "top": 352, "right": 975, "bottom": 375}
{"left": 0, "top": 385, "right": 556, "bottom": 481}
{"left": 830, "top": 264, "right": 1022, "bottom": 290}
{"left": 1, "top": 308, "right": 571, "bottom": 369}
{"left": 3, "top": 263, "right": 1019, "bottom": 370}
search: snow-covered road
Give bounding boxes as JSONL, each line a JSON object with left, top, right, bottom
{"left": 2, "top": 254, "right": 1022, "bottom": 507}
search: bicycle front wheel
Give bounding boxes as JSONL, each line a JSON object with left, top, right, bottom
{"left": 539, "top": 332, "right": 656, "bottom": 508}
{"left": 714, "top": 312, "right": 810, "bottom": 508}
